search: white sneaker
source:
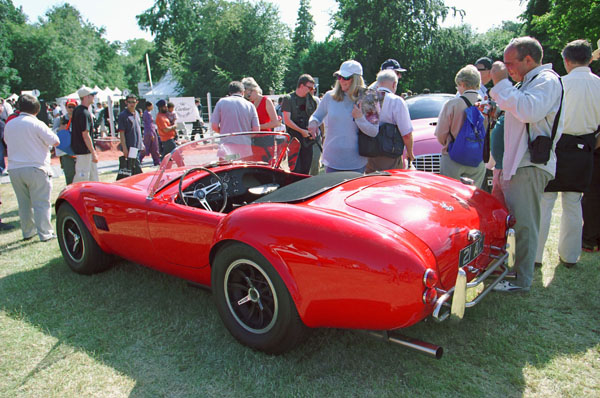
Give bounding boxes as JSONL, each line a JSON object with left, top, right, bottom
{"left": 493, "top": 280, "right": 528, "bottom": 293}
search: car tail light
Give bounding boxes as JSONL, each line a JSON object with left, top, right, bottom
{"left": 423, "top": 288, "right": 438, "bottom": 305}
{"left": 506, "top": 214, "right": 516, "bottom": 228}
{"left": 423, "top": 269, "right": 438, "bottom": 289}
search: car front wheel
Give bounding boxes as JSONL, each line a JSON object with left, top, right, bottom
{"left": 212, "top": 243, "right": 306, "bottom": 354}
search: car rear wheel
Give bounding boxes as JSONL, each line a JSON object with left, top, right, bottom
{"left": 57, "top": 203, "right": 113, "bottom": 275}
{"left": 212, "top": 243, "right": 306, "bottom": 354}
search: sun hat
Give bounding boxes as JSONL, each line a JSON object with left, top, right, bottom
{"left": 333, "top": 60, "right": 363, "bottom": 78}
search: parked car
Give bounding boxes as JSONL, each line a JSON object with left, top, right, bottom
{"left": 55, "top": 132, "right": 514, "bottom": 358}
{"left": 405, "top": 93, "right": 453, "bottom": 173}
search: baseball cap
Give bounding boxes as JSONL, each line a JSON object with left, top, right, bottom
{"left": 380, "top": 59, "right": 407, "bottom": 72}
{"left": 333, "top": 60, "right": 363, "bottom": 78}
{"left": 77, "top": 86, "right": 97, "bottom": 98}
{"left": 66, "top": 99, "right": 78, "bottom": 107}
{"left": 475, "top": 57, "right": 493, "bottom": 70}
{"left": 156, "top": 99, "right": 167, "bottom": 108}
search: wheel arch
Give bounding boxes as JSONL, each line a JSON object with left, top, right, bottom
{"left": 55, "top": 196, "right": 110, "bottom": 254}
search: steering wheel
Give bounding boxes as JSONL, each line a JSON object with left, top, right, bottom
{"left": 179, "top": 167, "right": 228, "bottom": 212}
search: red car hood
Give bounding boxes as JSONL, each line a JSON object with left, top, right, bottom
{"left": 344, "top": 172, "right": 504, "bottom": 285}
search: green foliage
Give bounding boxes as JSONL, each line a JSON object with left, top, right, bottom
{"left": 0, "top": 0, "right": 25, "bottom": 96}
{"left": 292, "top": 0, "right": 315, "bottom": 55}
{"left": 522, "top": 0, "right": 600, "bottom": 74}
{"left": 139, "top": 0, "right": 291, "bottom": 97}
{"left": 285, "top": 39, "right": 344, "bottom": 94}
{"left": 332, "top": 0, "right": 450, "bottom": 84}
{"left": 119, "top": 39, "right": 157, "bottom": 94}
{"left": 7, "top": 4, "right": 129, "bottom": 99}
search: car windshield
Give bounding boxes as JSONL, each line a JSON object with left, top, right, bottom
{"left": 148, "top": 132, "right": 293, "bottom": 198}
{"left": 405, "top": 94, "right": 454, "bottom": 120}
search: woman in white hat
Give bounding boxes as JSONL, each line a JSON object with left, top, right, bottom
{"left": 308, "top": 60, "right": 378, "bottom": 173}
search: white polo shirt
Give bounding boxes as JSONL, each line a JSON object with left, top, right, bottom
{"left": 4, "top": 113, "right": 59, "bottom": 173}
{"left": 561, "top": 66, "right": 600, "bottom": 136}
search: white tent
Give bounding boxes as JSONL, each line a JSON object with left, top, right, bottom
{"left": 143, "top": 69, "right": 183, "bottom": 102}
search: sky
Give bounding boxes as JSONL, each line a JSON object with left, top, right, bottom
{"left": 13, "top": 0, "right": 526, "bottom": 43}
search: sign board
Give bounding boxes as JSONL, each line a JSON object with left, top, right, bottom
{"left": 169, "top": 97, "right": 200, "bottom": 123}
{"left": 137, "top": 82, "right": 152, "bottom": 97}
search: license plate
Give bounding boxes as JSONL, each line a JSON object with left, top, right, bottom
{"left": 459, "top": 234, "right": 485, "bottom": 267}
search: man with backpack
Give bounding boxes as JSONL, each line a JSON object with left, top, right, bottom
{"left": 490, "top": 37, "right": 564, "bottom": 293}
{"left": 434, "top": 65, "right": 486, "bottom": 187}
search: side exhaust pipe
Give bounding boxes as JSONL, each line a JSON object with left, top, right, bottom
{"left": 367, "top": 331, "right": 444, "bottom": 359}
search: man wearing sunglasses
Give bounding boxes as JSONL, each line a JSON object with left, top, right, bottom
{"left": 281, "top": 74, "right": 318, "bottom": 174}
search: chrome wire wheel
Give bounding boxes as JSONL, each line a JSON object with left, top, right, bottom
{"left": 62, "top": 215, "right": 85, "bottom": 263}
{"left": 224, "top": 259, "right": 278, "bottom": 334}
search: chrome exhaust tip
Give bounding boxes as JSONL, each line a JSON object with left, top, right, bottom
{"left": 367, "top": 330, "right": 444, "bottom": 359}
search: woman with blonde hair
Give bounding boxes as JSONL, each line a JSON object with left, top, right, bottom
{"left": 241, "top": 77, "right": 280, "bottom": 131}
{"left": 308, "top": 60, "right": 378, "bottom": 173}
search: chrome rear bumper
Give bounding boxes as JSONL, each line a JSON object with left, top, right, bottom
{"left": 432, "top": 228, "right": 515, "bottom": 322}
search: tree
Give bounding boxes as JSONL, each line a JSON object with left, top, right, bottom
{"left": 522, "top": 0, "right": 600, "bottom": 74}
{"left": 292, "top": 0, "right": 315, "bottom": 55}
{"left": 331, "top": 0, "right": 452, "bottom": 84}
{"left": 0, "top": 0, "right": 25, "bottom": 96}
{"left": 119, "top": 39, "right": 157, "bottom": 94}
{"left": 8, "top": 4, "right": 127, "bottom": 99}
{"left": 139, "top": 0, "right": 291, "bottom": 97}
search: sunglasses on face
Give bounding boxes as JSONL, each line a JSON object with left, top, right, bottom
{"left": 67, "top": 105, "right": 75, "bottom": 109}
{"left": 337, "top": 75, "right": 353, "bottom": 81}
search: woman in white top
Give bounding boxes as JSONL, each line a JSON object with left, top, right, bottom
{"left": 308, "top": 60, "right": 378, "bottom": 173}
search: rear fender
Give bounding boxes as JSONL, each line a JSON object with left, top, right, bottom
{"left": 211, "top": 203, "right": 438, "bottom": 329}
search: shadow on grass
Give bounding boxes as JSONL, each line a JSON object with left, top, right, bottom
{"left": 0, "top": 254, "right": 598, "bottom": 397}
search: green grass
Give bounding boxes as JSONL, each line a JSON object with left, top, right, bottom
{"left": 1, "top": 173, "right": 599, "bottom": 397}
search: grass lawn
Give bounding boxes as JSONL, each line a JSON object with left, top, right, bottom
{"left": 0, "top": 171, "right": 599, "bottom": 398}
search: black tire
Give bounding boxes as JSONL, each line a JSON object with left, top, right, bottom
{"left": 212, "top": 243, "right": 307, "bottom": 354}
{"left": 56, "top": 203, "right": 113, "bottom": 275}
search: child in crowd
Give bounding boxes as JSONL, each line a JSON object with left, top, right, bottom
{"left": 166, "top": 102, "right": 177, "bottom": 125}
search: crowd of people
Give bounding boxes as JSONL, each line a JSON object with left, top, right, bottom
{"left": 1, "top": 36, "right": 598, "bottom": 298}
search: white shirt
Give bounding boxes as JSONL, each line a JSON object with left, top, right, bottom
{"left": 490, "top": 64, "right": 564, "bottom": 180}
{"left": 0, "top": 101, "right": 13, "bottom": 120}
{"left": 561, "top": 66, "right": 600, "bottom": 136}
{"left": 4, "top": 113, "right": 59, "bottom": 173}
{"left": 377, "top": 87, "right": 413, "bottom": 136}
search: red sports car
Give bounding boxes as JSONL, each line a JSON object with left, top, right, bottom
{"left": 55, "top": 132, "right": 514, "bottom": 358}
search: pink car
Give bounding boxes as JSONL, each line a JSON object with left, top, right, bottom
{"left": 404, "top": 94, "right": 454, "bottom": 173}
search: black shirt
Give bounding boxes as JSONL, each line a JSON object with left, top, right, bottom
{"left": 71, "top": 105, "right": 93, "bottom": 155}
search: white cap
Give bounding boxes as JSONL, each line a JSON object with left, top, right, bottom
{"left": 333, "top": 60, "right": 363, "bottom": 78}
{"left": 77, "top": 86, "right": 97, "bottom": 98}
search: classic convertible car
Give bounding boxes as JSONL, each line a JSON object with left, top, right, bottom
{"left": 56, "top": 132, "right": 515, "bottom": 358}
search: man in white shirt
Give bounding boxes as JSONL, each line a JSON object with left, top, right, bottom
{"left": 4, "top": 94, "right": 60, "bottom": 241}
{"left": 489, "top": 37, "right": 564, "bottom": 293}
{"left": 366, "top": 69, "right": 414, "bottom": 173}
{"left": 536, "top": 40, "right": 600, "bottom": 263}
